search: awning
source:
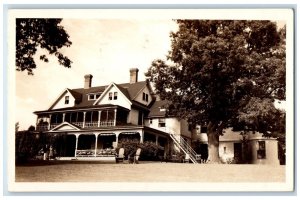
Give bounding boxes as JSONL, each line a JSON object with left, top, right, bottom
{"left": 119, "top": 132, "right": 139, "bottom": 135}
{"left": 99, "top": 133, "right": 115, "bottom": 136}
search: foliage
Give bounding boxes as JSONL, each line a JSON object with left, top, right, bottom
{"left": 146, "top": 20, "right": 286, "bottom": 162}
{"left": 117, "top": 139, "right": 164, "bottom": 161}
{"left": 16, "top": 18, "right": 72, "bottom": 75}
{"left": 15, "top": 130, "right": 59, "bottom": 164}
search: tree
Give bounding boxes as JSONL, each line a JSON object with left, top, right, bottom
{"left": 16, "top": 18, "right": 72, "bottom": 75}
{"left": 146, "top": 20, "right": 286, "bottom": 163}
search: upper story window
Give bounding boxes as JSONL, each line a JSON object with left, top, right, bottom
{"left": 257, "top": 141, "right": 266, "bottom": 159}
{"left": 149, "top": 118, "right": 153, "bottom": 124}
{"left": 89, "top": 94, "right": 95, "bottom": 100}
{"left": 88, "top": 93, "right": 102, "bottom": 100}
{"left": 108, "top": 92, "right": 118, "bottom": 100}
{"left": 65, "top": 96, "right": 69, "bottom": 104}
{"left": 158, "top": 118, "right": 166, "bottom": 127}
{"left": 142, "top": 92, "right": 149, "bottom": 102}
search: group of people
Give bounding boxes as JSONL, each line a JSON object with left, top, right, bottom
{"left": 43, "top": 144, "right": 55, "bottom": 160}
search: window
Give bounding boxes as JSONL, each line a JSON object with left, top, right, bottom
{"left": 89, "top": 94, "right": 95, "bottom": 100}
{"left": 65, "top": 96, "right": 69, "bottom": 104}
{"left": 88, "top": 93, "right": 101, "bottom": 100}
{"left": 145, "top": 94, "right": 149, "bottom": 102}
{"left": 257, "top": 141, "right": 266, "bottom": 159}
{"left": 149, "top": 118, "right": 153, "bottom": 124}
{"left": 142, "top": 92, "right": 149, "bottom": 102}
{"left": 108, "top": 92, "right": 112, "bottom": 100}
{"left": 114, "top": 92, "right": 118, "bottom": 100}
{"left": 223, "top": 146, "right": 227, "bottom": 154}
{"left": 158, "top": 118, "right": 166, "bottom": 127}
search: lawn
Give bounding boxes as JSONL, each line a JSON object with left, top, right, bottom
{"left": 15, "top": 160, "right": 286, "bottom": 182}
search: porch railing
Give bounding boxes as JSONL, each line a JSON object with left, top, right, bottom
{"left": 84, "top": 121, "right": 98, "bottom": 128}
{"left": 76, "top": 149, "right": 116, "bottom": 157}
{"left": 100, "top": 120, "right": 115, "bottom": 127}
{"left": 36, "top": 120, "right": 116, "bottom": 131}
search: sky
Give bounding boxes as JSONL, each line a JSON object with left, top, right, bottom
{"left": 16, "top": 19, "right": 178, "bottom": 130}
{"left": 15, "top": 19, "right": 287, "bottom": 130}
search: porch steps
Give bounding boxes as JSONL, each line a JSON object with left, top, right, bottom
{"left": 169, "top": 134, "right": 200, "bottom": 164}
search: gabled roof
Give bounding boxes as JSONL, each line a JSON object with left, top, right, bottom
{"left": 147, "top": 100, "right": 169, "bottom": 118}
{"left": 93, "top": 82, "right": 132, "bottom": 106}
{"left": 47, "top": 81, "right": 147, "bottom": 110}
{"left": 118, "top": 81, "right": 147, "bottom": 99}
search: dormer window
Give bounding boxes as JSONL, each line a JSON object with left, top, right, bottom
{"left": 89, "top": 94, "right": 95, "bottom": 100}
{"left": 65, "top": 96, "right": 69, "bottom": 104}
{"left": 88, "top": 93, "right": 102, "bottom": 101}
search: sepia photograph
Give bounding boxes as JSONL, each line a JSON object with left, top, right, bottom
{"left": 7, "top": 8, "right": 294, "bottom": 192}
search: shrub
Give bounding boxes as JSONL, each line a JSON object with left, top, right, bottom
{"left": 117, "top": 139, "right": 164, "bottom": 161}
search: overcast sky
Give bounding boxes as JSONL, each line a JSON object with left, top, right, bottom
{"left": 16, "top": 19, "right": 178, "bottom": 130}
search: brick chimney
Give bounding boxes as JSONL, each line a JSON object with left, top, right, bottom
{"left": 84, "top": 74, "right": 93, "bottom": 89}
{"left": 130, "top": 68, "right": 139, "bottom": 84}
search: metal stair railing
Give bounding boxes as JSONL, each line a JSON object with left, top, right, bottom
{"left": 169, "top": 134, "right": 199, "bottom": 164}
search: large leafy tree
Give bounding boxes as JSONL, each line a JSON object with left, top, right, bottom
{"left": 16, "top": 18, "right": 72, "bottom": 75}
{"left": 146, "top": 20, "right": 286, "bottom": 162}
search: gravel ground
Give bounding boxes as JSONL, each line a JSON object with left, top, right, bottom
{"left": 15, "top": 161, "right": 285, "bottom": 182}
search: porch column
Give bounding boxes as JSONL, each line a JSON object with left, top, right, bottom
{"left": 83, "top": 112, "right": 86, "bottom": 128}
{"left": 155, "top": 135, "right": 159, "bottom": 145}
{"left": 98, "top": 111, "right": 102, "bottom": 127}
{"left": 140, "top": 131, "right": 144, "bottom": 143}
{"left": 62, "top": 113, "right": 66, "bottom": 122}
{"left": 48, "top": 114, "right": 52, "bottom": 130}
{"left": 94, "top": 133, "right": 99, "bottom": 157}
{"left": 114, "top": 109, "right": 117, "bottom": 126}
{"left": 74, "top": 134, "right": 80, "bottom": 158}
{"left": 113, "top": 133, "right": 119, "bottom": 148}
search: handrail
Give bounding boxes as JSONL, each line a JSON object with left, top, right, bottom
{"left": 169, "top": 133, "right": 199, "bottom": 164}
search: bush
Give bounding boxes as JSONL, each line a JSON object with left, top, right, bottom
{"left": 117, "top": 139, "right": 164, "bottom": 161}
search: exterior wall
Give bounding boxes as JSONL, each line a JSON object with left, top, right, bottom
{"left": 52, "top": 90, "right": 75, "bottom": 109}
{"left": 180, "top": 120, "right": 192, "bottom": 138}
{"left": 96, "top": 85, "right": 131, "bottom": 110}
{"left": 127, "top": 108, "right": 139, "bottom": 125}
{"left": 249, "top": 139, "right": 279, "bottom": 165}
{"left": 134, "top": 86, "right": 153, "bottom": 106}
{"left": 145, "top": 117, "right": 182, "bottom": 135}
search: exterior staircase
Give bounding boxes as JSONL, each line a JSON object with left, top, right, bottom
{"left": 169, "top": 133, "right": 201, "bottom": 164}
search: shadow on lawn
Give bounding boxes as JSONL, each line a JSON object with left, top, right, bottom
{"left": 16, "top": 160, "right": 117, "bottom": 166}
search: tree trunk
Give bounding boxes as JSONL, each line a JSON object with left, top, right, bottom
{"left": 207, "top": 122, "right": 220, "bottom": 163}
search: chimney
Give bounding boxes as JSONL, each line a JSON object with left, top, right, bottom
{"left": 84, "top": 74, "right": 93, "bottom": 89}
{"left": 130, "top": 68, "right": 139, "bottom": 84}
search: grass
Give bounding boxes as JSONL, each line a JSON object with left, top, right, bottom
{"left": 15, "top": 160, "right": 285, "bottom": 182}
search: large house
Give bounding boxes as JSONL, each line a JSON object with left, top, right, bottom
{"left": 34, "top": 68, "right": 280, "bottom": 164}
